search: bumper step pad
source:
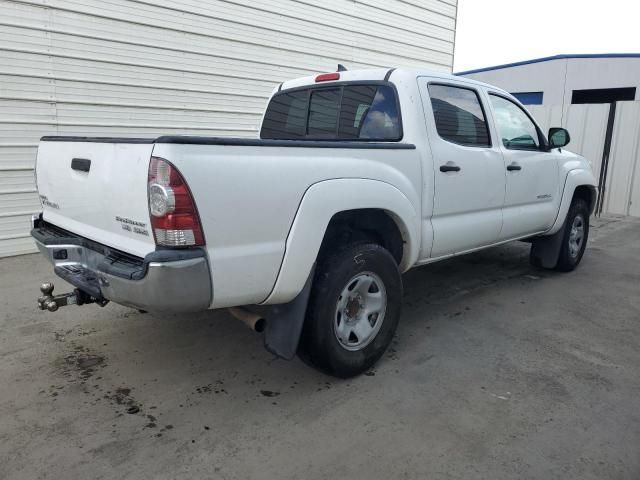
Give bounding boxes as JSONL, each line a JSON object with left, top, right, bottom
{"left": 54, "top": 264, "right": 103, "bottom": 300}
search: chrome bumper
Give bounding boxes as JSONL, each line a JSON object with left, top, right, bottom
{"left": 32, "top": 217, "right": 212, "bottom": 313}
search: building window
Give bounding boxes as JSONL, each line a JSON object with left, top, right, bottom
{"left": 510, "top": 92, "right": 544, "bottom": 105}
{"left": 571, "top": 87, "right": 636, "bottom": 104}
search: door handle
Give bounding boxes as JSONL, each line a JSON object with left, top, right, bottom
{"left": 71, "top": 158, "right": 91, "bottom": 172}
{"left": 440, "top": 164, "right": 461, "bottom": 173}
{"left": 506, "top": 163, "right": 522, "bottom": 171}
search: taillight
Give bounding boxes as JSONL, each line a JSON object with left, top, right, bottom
{"left": 148, "top": 156, "right": 204, "bottom": 247}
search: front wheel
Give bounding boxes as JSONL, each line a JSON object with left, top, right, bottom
{"left": 299, "top": 243, "right": 402, "bottom": 378}
{"left": 555, "top": 198, "right": 590, "bottom": 271}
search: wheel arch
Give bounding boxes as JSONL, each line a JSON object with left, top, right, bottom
{"left": 547, "top": 169, "right": 597, "bottom": 235}
{"left": 318, "top": 208, "right": 406, "bottom": 266}
{"left": 573, "top": 184, "right": 597, "bottom": 215}
{"left": 261, "top": 179, "right": 420, "bottom": 305}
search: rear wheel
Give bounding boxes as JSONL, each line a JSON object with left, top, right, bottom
{"left": 555, "top": 198, "right": 590, "bottom": 271}
{"left": 299, "top": 243, "right": 402, "bottom": 378}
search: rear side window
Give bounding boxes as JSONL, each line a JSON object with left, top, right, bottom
{"left": 260, "top": 84, "right": 401, "bottom": 141}
{"left": 427, "top": 84, "right": 490, "bottom": 147}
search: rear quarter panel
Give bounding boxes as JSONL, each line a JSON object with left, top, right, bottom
{"left": 151, "top": 142, "right": 422, "bottom": 308}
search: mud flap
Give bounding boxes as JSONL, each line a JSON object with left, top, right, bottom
{"left": 530, "top": 223, "right": 566, "bottom": 269}
{"left": 263, "top": 264, "right": 316, "bottom": 360}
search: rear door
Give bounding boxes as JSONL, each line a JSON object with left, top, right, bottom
{"left": 36, "top": 140, "right": 156, "bottom": 257}
{"left": 486, "top": 94, "right": 560, "bottom": 239}
{"left": 419, "top": 80, "right": 506, "bottom": 257}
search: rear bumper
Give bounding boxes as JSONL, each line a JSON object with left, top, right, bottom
{"left": 31, "top": 215, "right": 212, "bottom": 312}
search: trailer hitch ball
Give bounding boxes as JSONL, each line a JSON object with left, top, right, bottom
{"left": 46, "top": 301, "right": 59, "bottom": 312}
{"left": 38, "top": 283, "right": 57, "bottom": 311}
{"left": 37, "top": 296, "right": 49, "bottom": 310}
{"left": 40, "top": 282, "right": 54, "bottom": 295}
{"left": 36, "top": 282, "right": 107, "bottom": 312}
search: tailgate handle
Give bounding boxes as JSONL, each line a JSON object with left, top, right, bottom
{"left": 71, "top": 158, "right": 91, "bottom": 172}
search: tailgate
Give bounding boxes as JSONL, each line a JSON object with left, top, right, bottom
{"left": 36, "top": 139, "right": 156, "bottom": 258}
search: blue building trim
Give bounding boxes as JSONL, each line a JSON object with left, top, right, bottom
{"left": 456, "top": 53, "right": 640, "bottom": 76}
{"left": 510, "top": 92, "right": 544, "bottom": 105}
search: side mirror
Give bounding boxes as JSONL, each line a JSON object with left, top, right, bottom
{"left": 549, "top": 127, "right": 570, "bottom": 149}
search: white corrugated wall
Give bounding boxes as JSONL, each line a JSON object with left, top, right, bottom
{"left": 0, "top": 0, "right": 458, "bottom": 257}
{"left": 605, "top": 102, "right": 640, "bottom": 217}
{"left": 529, "top": 101, "right": 640, "bottom": 217}
{"left": 528, "top": 103, "right": 610, "bottom": 179}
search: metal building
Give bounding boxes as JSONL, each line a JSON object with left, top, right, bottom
{"left": 457, "top": 53, "right": 640, "bottom": 107}
{"left": 459, "top": 54, "right": 640, "bottom": 218}
{"left": 0, "top": 0, "right": 458, "bottom": 257}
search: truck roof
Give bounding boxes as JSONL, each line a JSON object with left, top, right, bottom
{"left": 279, "top": 67, "right": 508, "bottom": 95}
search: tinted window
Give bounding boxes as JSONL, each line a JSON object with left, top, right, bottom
{"left": 260, "top": 84, "right": 401, "bottom": 141}
{"left": 428, "top": 84, "right": 490, "bottom": 147}
{"left": 308, "top": 88, "right": 341, "bottom": 137}
{"left": 339, "top": 85, "right": 401, "bottom": 140}
{"left": 260, "top": 90, "right": 308, "bottom": 139}
{"left": 489, "top": 94, "right": 540, "bottom": 150}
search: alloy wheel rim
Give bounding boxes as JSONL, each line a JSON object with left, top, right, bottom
{"left": 334, "top": 272, "right": 387, "bottom": 351}
{"left": 569, "top": 214, "right": 585, "bottom": 258}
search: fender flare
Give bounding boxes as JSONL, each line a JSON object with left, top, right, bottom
{"left": 262, "top": 178, "right": 420, "bottom": 305}
{"left": 547, "top": 168, "right": 597, "bottom": 235}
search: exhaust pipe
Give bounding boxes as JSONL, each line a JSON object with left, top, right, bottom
{"left": 228, "top": 307, "right": 266, "bottom": 333}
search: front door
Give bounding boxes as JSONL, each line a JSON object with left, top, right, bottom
{"left": 419, "top": 80, "right": 506, "bottom": 258}
{"left": 487, "top": 94, "right": 560, "bottom": 239}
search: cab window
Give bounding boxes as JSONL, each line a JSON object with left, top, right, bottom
{"left": 489, "top": 94, "right": 541, "bottom": 150}
{"left": 427, "top": 84, "right": 491, "bottom": 148}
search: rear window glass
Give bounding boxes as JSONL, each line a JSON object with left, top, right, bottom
{"left": 259, "top": 90, "right": 308, "bottom": 139}
{"left": 339, "top": 85, "right": 400, "bottom": 140}
{"left": 308, "top": 88, "right": 341, "bottom": 137}
{"left": 260, "top": 84, "right": 402, "bottom": 141}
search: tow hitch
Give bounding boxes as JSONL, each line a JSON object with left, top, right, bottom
{"left": 37, "top": 282, "right": 108, "bottom": 312}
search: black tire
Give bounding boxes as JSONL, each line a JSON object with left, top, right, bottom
{"left": 555, "top": 198, "right": 590, "bottom": 272}
{"left": 299, "top": 243, "right": 402, "bottom": 378}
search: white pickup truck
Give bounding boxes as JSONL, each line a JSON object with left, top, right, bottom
{"left": 32, "top": 68, "right": 596, "bottom": 377}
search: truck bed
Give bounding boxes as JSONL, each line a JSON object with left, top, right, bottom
{"left": 36, "top": 135, "right": 420, "bottom": 309}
